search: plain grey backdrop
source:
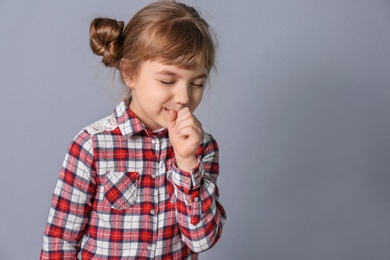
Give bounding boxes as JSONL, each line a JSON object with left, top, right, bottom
{"left": 1, "top": 0, "right": 390, "bottom": 259}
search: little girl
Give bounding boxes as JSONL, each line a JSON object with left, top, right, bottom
{"left": 40, "top": 1, "right": 226, "bottom": 259}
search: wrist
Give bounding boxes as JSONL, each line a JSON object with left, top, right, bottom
{"left": 175, "top": 154, "right": 198, "bottom": 172}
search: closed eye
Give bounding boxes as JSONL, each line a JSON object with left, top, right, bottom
{"left": 192, "top": 83, "right": 204, "bottom": 87}
{"left": 160, "top": 81, "right": 175, "bottom": 85}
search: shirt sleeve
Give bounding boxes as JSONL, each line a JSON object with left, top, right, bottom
{"left": 169, "top": 133, "right": 227, "bottom": 253}
{"left": 40, "top": 130, "right": 96, "bottom": 260}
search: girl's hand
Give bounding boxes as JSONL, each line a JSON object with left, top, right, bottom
{"left": 168, "top": 107, "right": 203, "bottom": 172}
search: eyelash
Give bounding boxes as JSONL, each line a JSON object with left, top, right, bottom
{"left": 160, "top": 81, "right": 174, "bottom": 85}
{"left": 160, "top": 81, "right": 204, "bottom": 87}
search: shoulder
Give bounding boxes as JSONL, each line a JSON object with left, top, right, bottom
{"left": 83, "top": 114, "right": 118, "bottom": 136}
{"left": 65, "top": 108, "right": 120, "bottom": 157}
{"left": 69, "top": 113, "right": 118, "bottom": 151}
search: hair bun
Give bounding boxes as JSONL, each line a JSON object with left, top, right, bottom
{"left": 89, "top": 18, "right": 124, "bottom": 67}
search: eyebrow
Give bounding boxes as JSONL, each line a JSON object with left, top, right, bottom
{"left": 155, "top": 70, "right": 208, "bottom": 79}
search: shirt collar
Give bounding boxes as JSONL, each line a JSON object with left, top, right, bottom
{"left": 113, "top": 101, "right": 168, "bottom": 139}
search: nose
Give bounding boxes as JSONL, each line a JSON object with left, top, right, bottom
{"left": 173, "top": 85, "right": 190, "bottom": 106}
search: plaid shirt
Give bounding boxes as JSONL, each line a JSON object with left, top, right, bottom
{"left": 40, "top": 101, "right": 226, "bottom": 259}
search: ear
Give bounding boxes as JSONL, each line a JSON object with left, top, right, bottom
{"left": 121, "top": 71, "right": 135, "bottom": 88}
{"left": 120, "top": 59, "right": 135, "bottom": 88}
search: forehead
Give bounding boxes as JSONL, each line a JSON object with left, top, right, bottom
{"left": 141, "top": 60, "right": 208, "bottom": 78}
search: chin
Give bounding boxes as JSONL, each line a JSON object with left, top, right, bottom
{"left": 159, "top": 122, "right": 168, "bottom": 129}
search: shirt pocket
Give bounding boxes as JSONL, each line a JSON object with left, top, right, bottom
{"left": 104, "top": 171, "right": 139, "bottom": 210}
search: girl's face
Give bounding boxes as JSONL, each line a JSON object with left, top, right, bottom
{"left": 125, "top": 60, "right": 207, "bottom": 130}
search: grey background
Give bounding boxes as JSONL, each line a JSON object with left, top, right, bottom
{"left": 1, "top": 0, "right": 389, "bottom": 259}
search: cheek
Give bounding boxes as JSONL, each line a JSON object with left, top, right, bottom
{"left": 193, "top": 90, "right": 204, "bottom": 103}
{"left": 190, "top": 93, "right": 204, "bottom": 111}
{"left": 148, "top": 88, "right": 172, "bottom": 106}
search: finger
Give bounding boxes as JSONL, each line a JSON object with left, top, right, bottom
{"left": 176, "top": 126, "right": 202, "bottom": 142}
{"left": 175, "top": 108, "right": 199, "bottom": 126}
{"left": 176, "top": 107, "right": 192, "bottom": 121}
{"left": 167, "top": 109, "right": 178, "bottom": 129}
{"left": 175, "top": 116, "right": 202, "bottom": 134}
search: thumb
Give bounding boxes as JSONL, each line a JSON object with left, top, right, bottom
{"left": 167, "top": 109, "right": 177, "bottom": 129}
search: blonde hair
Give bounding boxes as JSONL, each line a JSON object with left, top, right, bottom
{"left": 89, "top": 1, "right": 216, "bottom": 93}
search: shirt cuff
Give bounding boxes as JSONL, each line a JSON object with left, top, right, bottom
{"left": 171, "top": 157, "right": 203, "bottom": 194}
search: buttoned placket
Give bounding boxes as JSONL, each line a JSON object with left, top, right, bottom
{"left": 149, "top": 136, "right": 161, "bottom": 258}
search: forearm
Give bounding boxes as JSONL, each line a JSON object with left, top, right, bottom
{"left": 170, "top": 156, "right": 226, "bottom": 252}
{"left": 173, "top": 179, "right": 225, "bottom": 252}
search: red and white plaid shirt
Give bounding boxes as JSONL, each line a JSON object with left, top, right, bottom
{"left": 40, "top": 101, "right": 226, "bottom": 259}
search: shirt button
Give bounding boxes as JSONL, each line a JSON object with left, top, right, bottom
{"left": 193, "top": 197, "right": 199, "bottom": 202}
{"left": 151, "top": 139, "right": 156, "bottom": 144}
{"left": 151, "top": 174, "right": 157, "bottom": 179}
{"left": 147, "top": 245, "right": 152, "bottom": 250}
{"left": 150, "top": 209, "right": 156, "bottom": 215}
